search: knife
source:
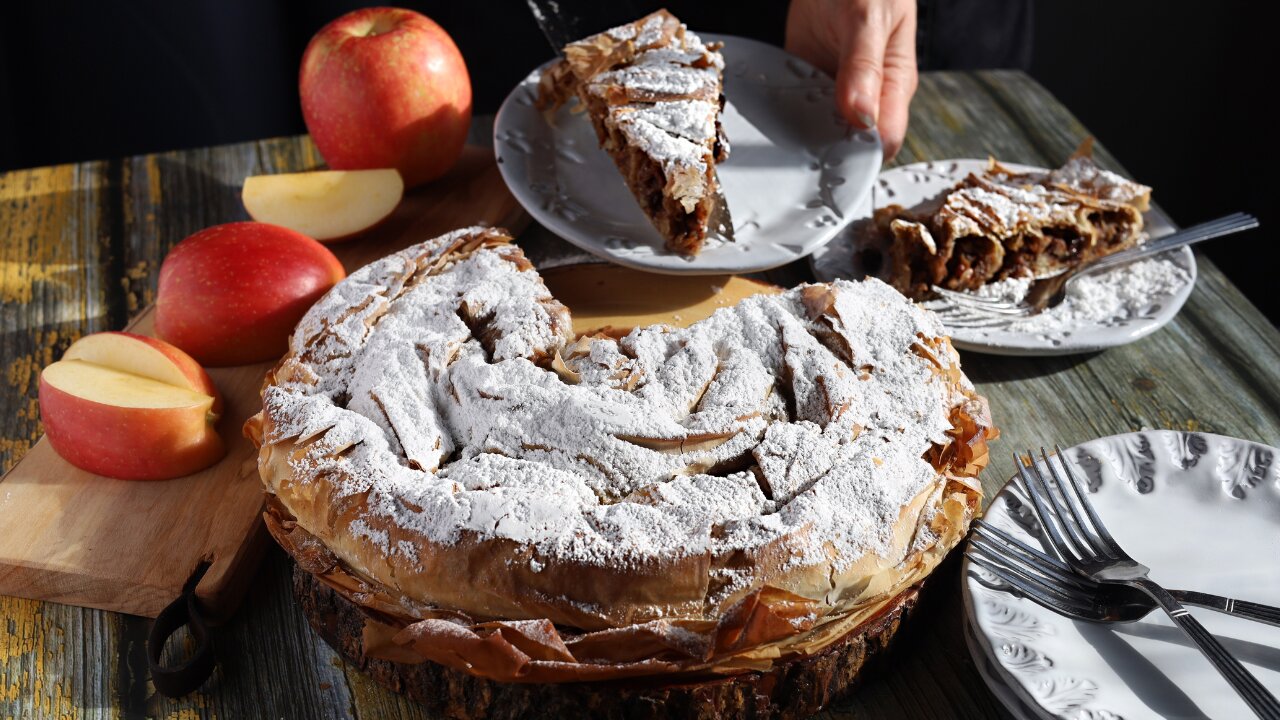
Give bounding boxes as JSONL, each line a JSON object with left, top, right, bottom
{"left": 525, "top": 0, "right": 641, "bottom": 56}
{"left": 524, "top": 0, "right": 577, "bottom": 55}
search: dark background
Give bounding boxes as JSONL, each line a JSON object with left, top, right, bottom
{"left": 1, "top": 1, "right": 1271, "bottom": 320}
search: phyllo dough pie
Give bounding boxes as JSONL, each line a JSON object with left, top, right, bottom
{"left": 537, "top": 10, "right": 730, "bottom": 256}
{"left": 246, "top": 227, "right": 995, "bottom": 710}
{"left": 881, "top": 143, "right": 1152, "bottom": 299}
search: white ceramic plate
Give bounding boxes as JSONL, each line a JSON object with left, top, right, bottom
{"left": 963, "top": 431, "right": 1280, "bottom": 719}
{"left": 809, "top": 160, "right": 1198, "bottom": 356}
{"left": 494, "top": 34, "right": 882, "bottom": 275}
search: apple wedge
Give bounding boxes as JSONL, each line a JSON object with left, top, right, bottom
{"left": 61, "top": 331, "right": 222, "bottom": 415}
{"left": 39, "top": 333, "right": 225, "bottom": 480}
{"left": 241, "top": 169, "right": 403, "bottom": 242}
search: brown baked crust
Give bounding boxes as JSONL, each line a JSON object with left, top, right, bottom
{"left": 295, "top": 562, "right": 919, "bottom": 720}
{"left": 246, "top": 226, "right": 996, "bottom": 686}
{"left": 536, "top": 10, "right": 729, "bottom": 256}
{"left": 882, "top": 143, "right": 1153, "bottom": 299}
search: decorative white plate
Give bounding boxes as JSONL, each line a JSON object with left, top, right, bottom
{"left": 963, "top": 431, "right": 1280, "bottom": 719}
{"left": 809, "top": 160, "right": 1198, "bottom": 356}
{"left": 494, "top": 34, "right": 882, "bottom": 275}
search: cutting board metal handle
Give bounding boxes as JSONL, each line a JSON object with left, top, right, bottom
{"left": 147, "top": 562, "right": 216, "bottom": 697}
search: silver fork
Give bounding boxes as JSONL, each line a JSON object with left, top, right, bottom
{"left": 1015, "top": 447, "right": 1280, "bottom": 719}
{"left": 968, "top": 519, "right": 1280, "bottom": 627}
{"left": 930, "top": 212, "right": 1259, "bottom": 326}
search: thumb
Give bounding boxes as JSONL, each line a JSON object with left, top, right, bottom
{"left": 834, "top": 9, "right": 888, "bottom": 130}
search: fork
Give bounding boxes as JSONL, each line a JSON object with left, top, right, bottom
{"left": 1015, "top": 446, "right": 1280, "bottom": 719}
{"left": 930, "top": 212, "right": 1259, "bottom": 325}
{"left": 968, "top": 519, "right": 1280, "bottom": 627}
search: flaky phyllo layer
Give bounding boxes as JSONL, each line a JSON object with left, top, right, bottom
{"left": 247, "top": 226, "right": 995, "bottom": 683}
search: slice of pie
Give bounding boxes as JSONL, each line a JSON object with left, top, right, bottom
{"left": 538, "top": 10, "right": 730, "bottom": 256}
{"left": 880, "top": 142, "right": 1152, "bottom": 299}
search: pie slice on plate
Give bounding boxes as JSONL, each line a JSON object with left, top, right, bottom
{"left": 879, "top": 141, "right": 1152, "bottom": 299}
{"left": 538, "top": 10, "right": 730, "bottom": 256}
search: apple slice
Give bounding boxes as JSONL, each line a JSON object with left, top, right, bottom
{"left": 241, "top": 169, "right": 403, "bottom": 242}
{"left": 38, "top": 333, "right": 225, "bottom": 481}
{"left": 61, "top": 331, "right": 222, "bottom": 415}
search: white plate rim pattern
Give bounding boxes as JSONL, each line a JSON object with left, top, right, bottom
{"left": 962, "top": 430, "right": 1280, "bottom": 719}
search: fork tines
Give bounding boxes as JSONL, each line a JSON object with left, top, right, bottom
{"left": 928, "top": 301, "right": 1019, "bottom": 329}
{"left": 1013, "top": 446, "right": 1130, "bottom": 566}
{"left": 930, "top": 286, "right": 1028, "bottom": 313}
{"left": 966, "top": 520, "right": 1103, "bottom": 619}
{"left": 1002, "top": 448, "right": 1280, "bottom": 718}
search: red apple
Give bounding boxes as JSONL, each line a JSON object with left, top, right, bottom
{"left": 300, "top": 7, "right": 472, "bottom": 188}
{"left": 155, "top": 222, "right": 345, "bottom": 366}
{"left": 39, "top": 332, "right": 225, "bottom": 480}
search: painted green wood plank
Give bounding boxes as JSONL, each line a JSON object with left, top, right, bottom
{"left": 898, "top": 72, "right": 1057, "bottom": 168}
{"left": 973, "top": 70, "right": 1131, "bottom": 175}
{"left": 0, "top": 162, "right": 118, "bottom": 473}
{"left": 0, "top": 160, "right": 122, "bottom": 720}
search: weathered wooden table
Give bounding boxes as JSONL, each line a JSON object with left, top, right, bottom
{"left": 2, "top": 70, "right": 1277, "bottom": 719}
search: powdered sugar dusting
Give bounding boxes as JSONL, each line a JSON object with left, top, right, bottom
{"left": 1048, "top": 157, "right": 1151, "bottom": 205}
{"left": 263, "top": 230, "right": 971, "bottom": 597}
{"left": 924, "top": 158, "right": 1152, "bottom": 245}
{"left": 962, "top": 257, "right": 1192, "bottom": 333}
{"left": 933, "top": 174, "right": 1097, "bottom": 242}
{"left": 613, "top": 116, "right": 709, "bottom": 211}
{"left": 620, "top": 100, "right": 717, "bottom": 143}
{"left": 988, "top": 157, "right": 1151, "bottom": 206}
{"left": 593, "top": 63, "right": 719, "bottom": 100}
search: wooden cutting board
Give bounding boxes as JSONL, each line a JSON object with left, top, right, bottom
{"left": 0, "top": 146, "right": 526, "bottom": 620}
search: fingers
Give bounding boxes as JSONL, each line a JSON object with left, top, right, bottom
{"left": 877, "top": 65, "right": 915, "bottom": 160}
{"left": 786, "top": 0, "right": 919, "bottom": 159}
{"left": 784, "top": 0, "right": 841, "bottom": 73}
{"left": 833, "top": 4, "right": 889, "bottom": 132}
{"left": 877, "top": 10, "right": 917, "bottom": 159}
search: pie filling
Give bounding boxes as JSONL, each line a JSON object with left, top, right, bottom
{"left": 880, "top": 147, "right": 1152, "bottom": 299}
{"left": 591, "top": 97, "right": 713, "bottom": 254}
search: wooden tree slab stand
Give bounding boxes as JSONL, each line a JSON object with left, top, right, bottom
{"left": 293, "top": 563, "right": 920, "bottom": 719}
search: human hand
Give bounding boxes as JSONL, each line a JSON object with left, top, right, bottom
{"left": 785, "top": 0, "right": 917, "bottom": 159}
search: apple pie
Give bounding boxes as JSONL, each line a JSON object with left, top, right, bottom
{"left": 537, "top": 10, "right": 730, "bottom": 256}
{"left": 246, "top": 226, "right": 995, "bottom": 714}
{"left": 880, "top": 144, "right": 1152, "bottom": 299}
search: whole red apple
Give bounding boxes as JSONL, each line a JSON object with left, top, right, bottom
{"left": 300, "top": 7, "right": 472, "bottom": 188}
{"left": 155, "top": 222, "right": 346, "bottom": 367}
